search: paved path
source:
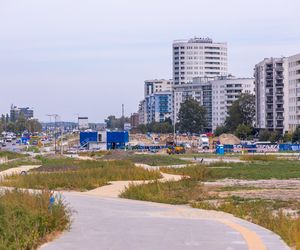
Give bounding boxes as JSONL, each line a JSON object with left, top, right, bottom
{"left": 40, "top": 194, "right": 289, "bottom": 250}
{"left": 84, "top": 172, "right": 182, "bottom": 198}
{"left": 0, "top": 166, "right": 290, "bottom": 250}
{"left": 0, "top": 165, "right": 40, "bottom": 180}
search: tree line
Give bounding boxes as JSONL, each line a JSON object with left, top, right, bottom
{"left": 0, "top": 113, "right": 42, "bottom": 134}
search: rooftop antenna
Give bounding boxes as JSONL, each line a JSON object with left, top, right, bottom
{"left": 122, "top": 104, "right": 124, "bottom": 118}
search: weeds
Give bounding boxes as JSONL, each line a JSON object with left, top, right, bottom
{"left": 0, "top": 189, "right": 70, "bottom": 250}
{"left": 120, "top": 179, "right": 206, "bottom": 204}
{"left": 240, "top": 154, "right": 278, "bottom": 161}
{"left": 1, "top": 160, "right": 161, "bottom": 191}
{"left": 162, "top": 160, "right": 300, "bottom": 180}
{"left": 0, "top": 151, "right": 27, "bottom": 160}
{"left": 192, "top": 197, "right": 300, "bottom": 249}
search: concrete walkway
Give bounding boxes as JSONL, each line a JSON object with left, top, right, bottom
{"left": 84, "top": 172, "right": 182, "bottom": 198}
{"left": 0, "top": 166, "right": 290, "bottom": 250}
{"left": 40, "top": 194, "right": 289, "bottom": 250}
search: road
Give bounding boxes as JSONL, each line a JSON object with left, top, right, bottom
{"left": 41, "top": 193, "right": 289, "bottom": 250}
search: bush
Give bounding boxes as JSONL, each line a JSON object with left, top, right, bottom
{"left": 120, "top": 179, "right": 206, "bottom": 204}
{"left": 0, "top": 189, "right": 70, "bottom": 250}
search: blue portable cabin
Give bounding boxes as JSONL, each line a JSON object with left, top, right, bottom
{"left": 80, "top": 131, "right": 98, "bottom": 147}
{"left": 107, "top": 131, "right": 129, "bottom": 150}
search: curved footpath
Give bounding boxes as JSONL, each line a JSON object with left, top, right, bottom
{"left": 0, "top": 165, "right": 290, "bottom": 250}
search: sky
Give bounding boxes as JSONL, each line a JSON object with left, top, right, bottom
{"left": 0, "top": 0, "right": 300, "bottom": 122}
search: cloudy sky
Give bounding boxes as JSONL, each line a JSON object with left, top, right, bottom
{"left": 0, "top": 0, "right": 300, "bottom": 122}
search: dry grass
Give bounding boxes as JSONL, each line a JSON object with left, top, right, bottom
{"left": 1, "top": 160, "right": 161, "bottom": 191}
{"left": 0, "top": 189, "right": 70, "bottom": 250}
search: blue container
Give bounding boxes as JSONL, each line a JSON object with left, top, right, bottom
{"left": 107, "top": 131, "right": 129, "bottom": 150}
{"left": 80, "top": 132, "right": 98, "bottom": 147}
{"left": 216, "top": 145, "right": 225, "bottom": 155}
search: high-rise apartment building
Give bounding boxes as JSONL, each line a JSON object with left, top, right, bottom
{"left": 144, "top": 79, "right": 172, "bottom": 96}
{"left": 254, "top": 58, "right": 288, "bottom": 132}
{"left": 173, "top": 37, "right": 228, "bottom": 85}
{"left": 286, "top": 54, "right": 300, "bottom": 132}
{"left": 138, "top": 79, "right": 173, "bottom": 124}
{"left": 10, "top": 105, "right": 34, "bottom": 122}
{"left": 173, "top": 76, "right": 254, "bottom": 131}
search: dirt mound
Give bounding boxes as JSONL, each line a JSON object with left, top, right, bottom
{"left": 218, "top": 133, "right": 240, "bottom": 145}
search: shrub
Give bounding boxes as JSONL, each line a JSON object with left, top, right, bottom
{"left": 120, "top": 179, "right": 206, "bottom": 204}
{"left": 0, "top": 189, "right": 70, "bottom": 250}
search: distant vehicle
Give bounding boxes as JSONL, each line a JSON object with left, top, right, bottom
{"left": 199, "top": 134, "right": 209, "bottom": 150}
{"left": 2, "top": 142, "right": 6, "bottom": 147}
{"left": 5, "top": 136, "right": 12, "bottom": 143}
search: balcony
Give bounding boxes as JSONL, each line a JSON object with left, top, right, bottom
{"left": 276, "top": 100, "right": 284, "bottom": 104}
{"left": 266, "top": 67, "right": 273, "bottom": 72}
{"left": 266, "top": 75, "right": 273, "bottom": 80}
{"left": 276, "top": 75, "right": 284, "bottom": 80}
{"left": 276, "top": 116, "right": 284, "bottom": 120}
{"left": 276, "top": 107, "right": 284, "bottom": 111}
{"left": 266, "top": 92, "right": 273, "bottom": 96}
{"left": 266, "top": 99, "right": 273, "bottom": 104}
{"left": 266, "top": 83, "right": 273, "bottom": 88}
{"left": 275, "top": 66, "right": 284, "bottom": 72}
{"left": 276, "top": 91, "right": 283, "bottom": 95}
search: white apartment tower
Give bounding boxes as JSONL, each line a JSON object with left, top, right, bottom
{"left": 173, "top": 76, "right": 254, "bottom": 131}
{"left": 286, "top": 54, "right": 300, "bottom": 131}
{"left": 254, "top": 58, "right": 288, "bottom": 132}
{"left": 173, "top": 37, "right": 228, "bottom": 85}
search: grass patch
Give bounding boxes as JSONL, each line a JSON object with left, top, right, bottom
{"left": 192, "top": 197, "right": 300, "bottom": 249}
{"left": 120, "top": 179, "right": 206, "bottom": 204}
{"left": 162, "top": 160, "right": 300, "bottom": 180}
{"left": 0, "top": 189, "right": 70, "bottom": 250}
{"left": 0, "top": 158, "right": 41, "bottom": 172}
{"left": 240, "top": 154, "right": 278, "bottom": 161}
{"left": 0, "top": 151, "right": 27, "bottom": 160}
{"left": 128, "top": 154, "right": 189, "bottom": 166}
{"left": 1, "top": 160, "right": 161, "bottom": 191}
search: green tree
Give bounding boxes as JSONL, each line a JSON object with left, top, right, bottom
{"left": 292, "top": 126, "right": 300, "bottom": 143}
{"left": 214, "top": 125, "right": 228, "bottom": 136}
{"left": 225, "top": 93, "right": 255, "bottom": 132}
{"left": 177, "top": 98, "right": 207, "bottom": 134}
{"left": 269, "top": 130, "right": 282, "bottom": 143}
{"left": 25, "top": 119, "right": 42, "bottom": 133}
{"left": 258, "top": 129, "right": 271, "bottom": 141}
{"left": 234, "top": 124, "right": 253, "bottom": 140}
{"left": 283, "top": 132, "right": 292, "bottom": 143}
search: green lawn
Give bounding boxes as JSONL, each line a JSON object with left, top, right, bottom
{"left": 128, "top": 154, "right": 189, "bottom": 166}
{"left": 0, "top": 151, "right": 28, "bottom": 160}
{"left": 161, "top": 160, "right": 300, "bottom": 180}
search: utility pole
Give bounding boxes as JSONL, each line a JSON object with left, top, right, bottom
{"left": 47, "top": 114, "right": 59, "bottom": 154}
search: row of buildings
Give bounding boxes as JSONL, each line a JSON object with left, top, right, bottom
{"left": 137, "top": 36, "right": 300, "bottom": 134}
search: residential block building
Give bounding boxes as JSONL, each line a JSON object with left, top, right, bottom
{"left": 138, "top": 79, "right": 173, "bottom": 124}
{"left": 173, "top": 76, "right": 254, "bottom": 131}
{"left": 254, "top": 54, "right": 300, "bottom": 133}
{"left": 173, "top": 37, "right": 228, "bottom": 85}
{"left": 10, "top": 105, "right": 34, "bottom": 122}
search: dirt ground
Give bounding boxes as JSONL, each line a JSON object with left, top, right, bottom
{"left": 204, "top": 179, "right": 300, "bottom": 201}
